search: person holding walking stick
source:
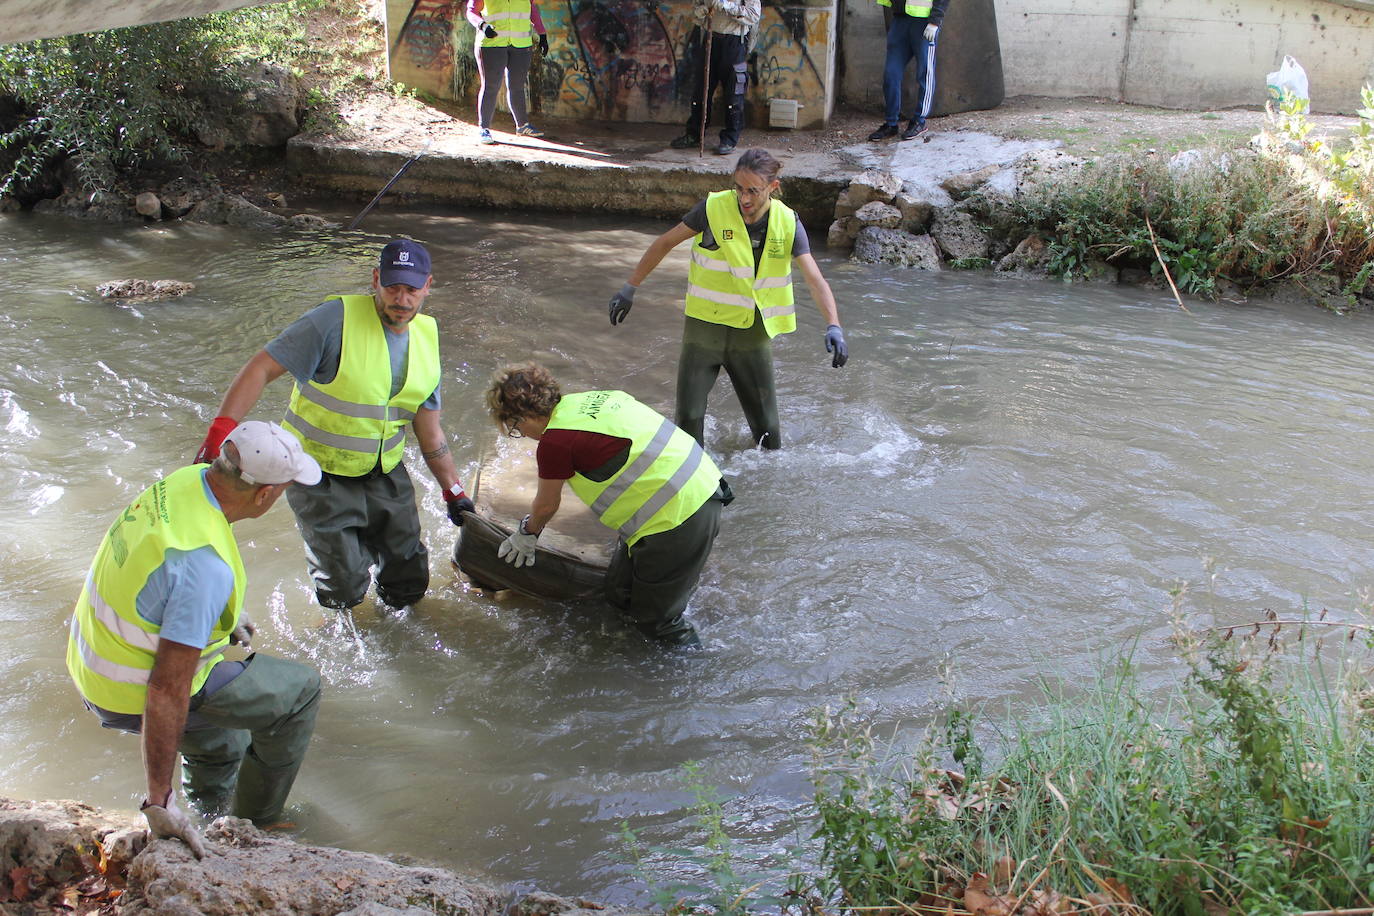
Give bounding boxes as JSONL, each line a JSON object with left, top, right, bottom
{"left": 669, "top": 0, "right": 760, "bottom": 156}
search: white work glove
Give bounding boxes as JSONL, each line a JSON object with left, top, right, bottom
{"left": 923, "top": 22, "right": 939, "bottom": 41}
{"left": 230, "top": 613, "right": 256, "bottom": 648}
{"left": 498, "top": 516, "right": 539, "bottom": 567}
{"left": 141, "top": 796, "right": 207, "bottom": 859}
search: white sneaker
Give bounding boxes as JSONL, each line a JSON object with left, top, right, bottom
{"left": 479, "top": 128, "right": 496, "bottom": 145}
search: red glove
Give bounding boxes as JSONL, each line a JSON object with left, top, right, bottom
{"left": 195, "top": 416, "right": 238, "bottom": 464}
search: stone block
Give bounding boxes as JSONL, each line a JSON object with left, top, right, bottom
{"left": 996, "top": 234, "right": 1049, "bottom": 272}
{"left": 833, "top": 187, "right": 859, "bottom": 219}
{"left": 135, "top": 191, "right": 162, "bottom": 218}
{"left": 931, "top": 208, "right": 991, "bottom": 261}
{"left": 854, "top": 200, "right": 902, "bottom": 229}
{"left": 848, "top": 169, "right": 903, "bottom": 206}
{"left": 940, "top": 164, "right": 1002, "bottom": 199}
{"left": 893, "top": 192, "right": 934, "bottom": 232}
{"left": 851, "top": 227, "right": 942, "bottom": 270}
{"left": 827, "top": 217, "right": 861, "bottom": 251}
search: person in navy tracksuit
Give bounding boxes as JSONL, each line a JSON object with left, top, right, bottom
{"left": 868, "top": 0, "right": 951, "bottom": 142}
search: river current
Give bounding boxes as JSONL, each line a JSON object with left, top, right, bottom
{"left": 2, "top": 204, "right": 1373, "bottom": 901}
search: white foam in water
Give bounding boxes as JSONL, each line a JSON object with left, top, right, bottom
{"left": 1, "top": 390, "right": 36, "bottom": 439}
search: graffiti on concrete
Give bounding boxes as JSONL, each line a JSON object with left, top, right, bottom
{"left": 388, "top": 0, "right": 830, "bottom": 123}
{"left": 393, "top": 0, "right": 459, "bottom": 77}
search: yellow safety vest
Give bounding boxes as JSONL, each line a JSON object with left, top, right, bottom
{"left": 478, "top": 0, "right": 534, "bottom": 48}
{"left": 684, "top": 191, "right": 797, "bottom": 338}
{"left": 283, "top": 295, "right": 440, "bottom": 477}
{"left": 877, "top": 0, "right": 934, "bottom": 16}
{"left": 547, "top": 391, "right": 721, "bottom": 548}
{"left": 66, "top": 466, "right": 245, "bottom": 715}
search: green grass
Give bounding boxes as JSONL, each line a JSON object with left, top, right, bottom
{"left": 804, "top": 602, "right": 1374, "bottom": 914}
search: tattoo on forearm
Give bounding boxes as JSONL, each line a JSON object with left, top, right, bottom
{"left": 422, "top": 443, "right": 450, "bottom": 461}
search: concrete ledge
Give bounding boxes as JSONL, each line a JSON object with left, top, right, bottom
{"left": 284, "top": 134, "right": 850, "bottom": 229}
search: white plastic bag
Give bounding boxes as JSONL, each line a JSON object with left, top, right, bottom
{"left": 1266, "top": 54, "right": 1310, "bottom": 112}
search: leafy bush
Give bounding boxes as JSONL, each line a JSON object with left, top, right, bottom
{"left": 0, "top": 0, "right": 329, "bottom": 196}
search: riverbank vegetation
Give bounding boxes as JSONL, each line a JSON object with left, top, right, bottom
{"left": 631, "top": 592, "right": 1374, "bottom": 915}
{"left": 0, "top": 0, "right": 381, "bottom": 201}
{"left": 1004, "top": 92, "right": 1374, "bottom": 311}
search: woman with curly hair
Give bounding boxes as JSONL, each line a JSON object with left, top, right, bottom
{"left": 485, "top": 362, "right": 730, "bottom": 648}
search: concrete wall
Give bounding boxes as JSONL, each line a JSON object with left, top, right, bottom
{"left": 0, "top": 0, "right": 285, "bottom": 45}
{"left": 386, "top": 0, "right": 837, "bottom": 128}
{"left": 841, "top": 0, "right": 1374, "bottom": 114}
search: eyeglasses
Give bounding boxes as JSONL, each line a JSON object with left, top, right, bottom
{"left": 505, "top": 419, "right": 524, "bottom": 439}
{"left": 733, "top": 184, "right": 771, "bottom": 199}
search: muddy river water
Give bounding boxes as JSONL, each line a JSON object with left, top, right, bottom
{"left": 2, "top": 204, "right": 1373, "bottom": 901}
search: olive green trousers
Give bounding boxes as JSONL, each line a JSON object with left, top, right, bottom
{"left": 675, "top": 314, "right": 781, "bottom": 449}
{"left": 177, "top": 653, "right": 322, "bottom": 825}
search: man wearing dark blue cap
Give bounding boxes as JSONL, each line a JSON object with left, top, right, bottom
{"left": 194, "top": 239, "right": 475, "bottom": 614}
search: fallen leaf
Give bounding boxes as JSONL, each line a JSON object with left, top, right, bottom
{"left": 1024, "top": 888, "right": 1074, "bottom": 915}
{"left": 9, "top": 866, "right": 33, "bottom": 901}
{"left": 994, "top": 854, "right": 1016, "bottom": 887}
{"left": 964, "top": 872, "right": 1017, "bottom": 916}
{"left": 77, "top": 875, "right": 108, "bottom": 897}
{"left": 1080, "top": 861, "right": 1134, "bottom": 904}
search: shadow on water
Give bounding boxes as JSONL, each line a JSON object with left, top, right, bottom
{"left": 4, "top": 203, "right": 1374, "bottom": 901}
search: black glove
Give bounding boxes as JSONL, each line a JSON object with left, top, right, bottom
{"left": 447, "top": 496, "right": 475, "bottom": 525}
{"left": 825, "top": 324, "right": 848, "bottom": 368}
{"left": 483, "top": 23, "right": 498, "bottom": 38}
{"left": 443, "top": 483, "right": 476, "bottom": 526}
{"left": 609, "top": 282, "right": 636, "bottom": 325}
{"left": 538, "top": 33, "right": 549, "bottom": 55}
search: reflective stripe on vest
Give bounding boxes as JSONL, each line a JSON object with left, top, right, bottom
{"left": 65, "top": 466, "right": 244, "bottom": 714}
{"left": 547, "top": 391, "right": 721, "bottom": 547}
{"left": 69, "top": 581, "right": 225, "bottom": 686}
{"left": 684, "top": 191, "right": 797, "bottom": 338}
{"left": 478, "top": 0, "right": 534, "bottom": 47}
{"left": 876, "top": 0, "right": 934, "bottom": 16}
{"left": 282, "top": 295, "right": 440, "bottom": 477}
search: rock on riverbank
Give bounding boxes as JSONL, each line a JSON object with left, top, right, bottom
{"left": 0, "top": 797, "right": 642, "bottom": 916}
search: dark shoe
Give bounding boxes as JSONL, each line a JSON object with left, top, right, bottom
{"left": 670, "top": 133, "right": 700, "bottom": 149}
{"left": 868, "top": 123, "right": 899, "bottom": 141}
{"left": 715, "top": 141, "right": 736, "bottom": 156}
{"left": 901, "top": 120, "right": 929, "bottom": 141}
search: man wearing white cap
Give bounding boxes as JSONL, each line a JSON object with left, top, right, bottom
{"left": 194, "top": 239, "right": 474, "bottom": 613}
{"left": 67, "top": 421, "right": 324, "bottom": 858}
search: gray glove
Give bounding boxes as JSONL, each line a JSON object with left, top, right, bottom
{"left": 230, "top": 613, "right": 256, "bottom": 648}
{"left": 608, "top": 282, "right": 636, "bottom": 325}
{"left": 498, "top": 516, "right": 539, "bottom": 567}
{"left": 141, "top": 796, "right": 206, "bottom": 859}
{"left": 923, "top": 22, "right": 939, "bottom": 41}
{"left": 825, "top": 324, "right": 849, "bottom": 368}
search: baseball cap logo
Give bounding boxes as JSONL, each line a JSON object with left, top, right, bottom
{"left": 397, "top": 252, "right": 411, "bottom": 264}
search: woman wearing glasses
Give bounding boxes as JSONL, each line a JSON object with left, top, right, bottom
{"left": 606, "top": 148, "right": 849, "bottom": 451}
{"left": 485, "top": 363, "right": 731, "bottom": 648}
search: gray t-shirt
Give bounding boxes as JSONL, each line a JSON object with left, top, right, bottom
{"left": 265, "top": 298, "right": 441, "bottom": 410}
{"left": 682, "top": 199, "right": 810, "bottom": 272}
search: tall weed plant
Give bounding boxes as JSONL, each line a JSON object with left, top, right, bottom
{"left": 0, "top": 0, "right": 330, "bottom": 195}
{"left": 806, "top": 599, "right": 1374, "bottom": 914}
{"left": 1010, "top": 90, "right": 1374, "bottom": 305}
